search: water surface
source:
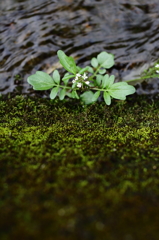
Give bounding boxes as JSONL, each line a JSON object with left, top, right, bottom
{"left": 1, "top": 0, "right": 159, "bottom": 95}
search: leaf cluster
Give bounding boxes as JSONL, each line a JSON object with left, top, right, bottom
{"left": 27, "top": 50, "right": 136, "bottom": 105}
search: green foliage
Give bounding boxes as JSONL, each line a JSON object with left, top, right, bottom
{"left": 97, "top": 51, "right": 114, "bottom": 69}
{"left": 109, "top": 82, "right": 135, "bottom": 100}
{"left": 27, "top": 71, "right": 55, "bottom": 90}
{"left": 50, "top": 86, "right": 59, "bottom": 99}
{"left": 59, "top": 88, "right": 66, "bottom": 100}
{"left": 57, "top": 50, "right": 77, "bottom": 74}
{"left": 91, "top": 57, "right": 98, "bottom": 68}
{"left": 52, "top": 70, "right": 60, "bottom": 84}
{"left": 27, "top": 50, "right": 137, "bottom": 105}
{"left": 80, "top": 91, "right": 94, "bottom": 105}
{"left": 104, "top": 91, "right": 111, "bottom": 105}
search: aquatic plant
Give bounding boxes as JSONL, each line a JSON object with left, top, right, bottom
{"left": 27, "top": 50, "right": 158, "bottom": 105}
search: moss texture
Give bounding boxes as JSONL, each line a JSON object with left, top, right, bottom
{"left": 1, "top": 95, "right": 159, "bottom": 240}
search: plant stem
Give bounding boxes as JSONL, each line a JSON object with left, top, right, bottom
{"left": 125, "top": 74, "right": 159, "bottom": 83}
{"left": 55, "top": 84, "right": 72, "bottom": 90}
{"left": 88, "top": 65, "right": 102, "bottom": 81}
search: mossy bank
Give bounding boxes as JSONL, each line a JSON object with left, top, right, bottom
{"left": 1, "top": 95, "right": 159, "bottom": 240}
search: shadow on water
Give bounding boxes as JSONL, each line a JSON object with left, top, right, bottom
{"left": 1, "top": 0, "right": 159, "bottom": 95}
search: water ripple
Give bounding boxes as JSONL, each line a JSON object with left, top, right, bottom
{"left": 1, "top": 0, "right": 159, "bottom": 95}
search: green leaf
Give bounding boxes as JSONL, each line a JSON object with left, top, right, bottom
{"left": 62, "top": 79, "right": 69, "bottom": 85}
{"left": 91, "top": 58, "right": 98, "bottom": 68}
{"left": 92, "top": 91, "right": 100, "bottom": 102}
{"left": 78, "top": 67, "right": 89, "bottom": 74}
{"left": 97, "top": 51, "right": 114, "bottom": 69}
{"left": 50, "top": 86, "right": 59, "bottom": 99}
{"left": 27, "top": 71, "right": 55, "bottom": 90}
{"left": 107, "top": 75, "right": 115, "bottom": 88}
{"left": 57, "top": 50, "right": 77, "bottom": 74}
{"left": 102, "top": 74, "right": 115, "bottom": 88}
{"left": 109, "top": 82, "right": 136, "bottom": 100}
{"left": 76, "top": 66, "right": 82, "bottom": 72}
{"left": 62, "top": 74, "right": 75, "bottom": 81}
{"left": 109, "top": 82, "right": 128, "bottom": 89}
{"left": 63, "top": 72, "right": 69, "bottom": 77}
{"left": 59, "top": 88, "right": 66, "bottom": 100}
{"left": 71, "top": 90, "right": 79, "bottom": 99}
{"left": 87, "top": 66, "right": 94, "bottom": 73}
{"left": 72, "top": 81, "right": 77, "bottom": 89}
{"left": 62, "top": 74, "right": 75, "bottom": 85}
{"left": 102, "top": 74, "right": 109, "bottom": 88}
{"left": 80, "top": 91, "right": 94, "bottom": 105}
{"left": 52, "top": 70, "right": 60, "bottom": 84}
{"left": 103, "top": 91, "right": 111, "bottom": 105}
{"left": 96, "top": 74, "right": 102, "bottom": 86}
{"left": 98, "top": 69, "right": 106, "bottom": 74}
{"left": 66, "top": 92, "right": 72, "bottom": 98}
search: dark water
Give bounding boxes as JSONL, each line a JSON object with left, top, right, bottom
{"left": 1, "top": 0, "right": 159, "bottom": 95}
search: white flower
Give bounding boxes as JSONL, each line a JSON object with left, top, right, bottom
{"left": 74, "top": 73, "right": 81, "bottom": 81}
{"left": 77, "top": 82, "right": 82, "bottom": 88}
{"left": 76, "top": 73, "right": 81, "bottom": 78}
{"left": 82, "top": 73, "right": 88, "bottom": 80}
{"left": 155, "top": 64, "right": 159, "bottom": 73}
{"left": 85, "top": 81, "right": 90, "bottom": 85}
{"left": 72, "top": 75, "right": 79, "bottom": 82}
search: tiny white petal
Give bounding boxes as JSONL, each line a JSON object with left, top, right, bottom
{"left": 82, "top": 73, "right": 88, "bottom": 80}
{"left": 155, "top": 64, "right": 159, "bottom": 68}
{"left": 85, "top": 81, "right": 90, "bottom": 85}
{"left": 77, "top": 83, "right": 82, "bottom": 88}
{"left": 76, "top": 73, "right": 81, "bottom": 77}
{"left": 156, "top": 70, "right": 159, "bottom": 74}
{"left": 72, "top": 80, "right": 76, "bottom": 83}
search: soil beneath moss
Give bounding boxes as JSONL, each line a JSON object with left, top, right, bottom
{"left": 1, "top": 95, "right": 159, "bottom": 240}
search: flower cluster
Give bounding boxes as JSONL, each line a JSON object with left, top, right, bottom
{"left": 155, "top": 64, "right": 159, "bottom": 73}
{"left": 72, "top": 73, "right": 90, "bottom": 88}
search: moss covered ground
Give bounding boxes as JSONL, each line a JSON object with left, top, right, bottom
{"left": 1, "top": 95, "right": 159, "bottom": 240}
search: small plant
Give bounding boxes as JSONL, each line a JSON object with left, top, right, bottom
{"left": 27, "top": 50, "right": 157, "bottom": 105}
{"left": 126, "top": 63, "right": 159, "bottom": 85}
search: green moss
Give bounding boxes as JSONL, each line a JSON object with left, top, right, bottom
{"left": 1, "top": 95, "right": 159, "bottom": 240}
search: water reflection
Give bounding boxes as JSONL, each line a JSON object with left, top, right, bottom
{"left": 1, "top": 0, "right": 159, "bottom": 95}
